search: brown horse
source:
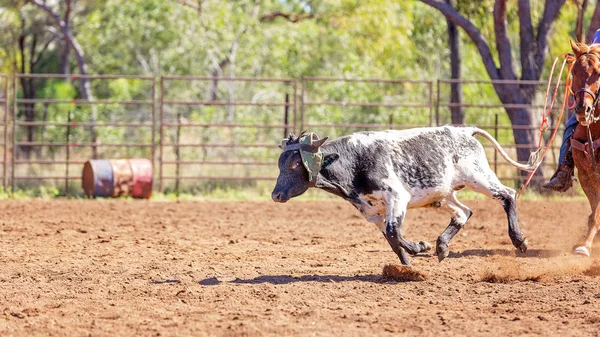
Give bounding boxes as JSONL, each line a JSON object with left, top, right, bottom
{"left": 568, "top": 41, "right": 600, "bottom": 256}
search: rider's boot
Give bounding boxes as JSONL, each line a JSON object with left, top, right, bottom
{"left": 542, "top": 148, "right": 574, "bottom": 192}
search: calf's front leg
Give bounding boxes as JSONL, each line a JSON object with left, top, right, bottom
{"left": 382, "top": 232, "right": 412, "bottom": 266}
{"left": 383, "top": 194, "right": 431, "bottom": 265}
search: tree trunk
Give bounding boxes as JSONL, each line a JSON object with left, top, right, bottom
{"left": 506, "top": 108, "right": 541, "bottom": 185}
{"left": 576, "top": 0, "right": 589, "bottom": 42}
{"left": 496, "top": 85, "right": 543, "bottom": 187}
{"left": 446, "top": 0, "right": 464, "bottom": 125}
{"left": 60, "top": 39, "right": 70, "bottom": 75}
{"left": 587, "top": 0, "right": 600, "bottom": 43}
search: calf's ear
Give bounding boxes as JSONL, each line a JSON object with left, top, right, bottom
{"left": 322, "top": 153, "right": 339, "bottom": 169}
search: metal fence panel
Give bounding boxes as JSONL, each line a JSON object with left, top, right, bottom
{"left": 301, "top": 77, "right": 435, "bottom": 138}
{"left": 159, "top": 76, "right": 296, "bottom": 192}
{"left": 12, "top": 74, "right": 156, "bottom": 193}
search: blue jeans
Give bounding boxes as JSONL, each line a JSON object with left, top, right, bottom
{"left": 559, "top": 114, "right": 578, "bottom": 164}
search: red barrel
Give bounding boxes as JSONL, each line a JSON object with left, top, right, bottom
{"left": 82, "top": 158, "right": 153, "bottom": 199}
{"left": 129, "top": 158, "right": 153, "bottom": 199}
{"left": 110, "top": 159, "right": 134, "bottom": 197}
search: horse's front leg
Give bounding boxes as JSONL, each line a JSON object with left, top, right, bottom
{"left": 574, "top": 205, "right": 600, "bottom": 256}
{"left": 574, "top": 171, "right": 600, "bottom": 256}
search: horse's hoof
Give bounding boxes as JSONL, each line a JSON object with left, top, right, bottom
{"left": 574, "top": 246, "right": 591, "bottom": 257}
{"left": 436, "top": 242, "right": 449, "bottom": 262}
{"left": 517, "top": 238, "right": 528, "bottom": 253}
{"left": 420, "top": 241, "right": 432, "bottom": 252}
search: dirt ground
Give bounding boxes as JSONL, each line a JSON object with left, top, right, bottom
{"left": 2, "top": 199, "right": 600, "bottom": 336}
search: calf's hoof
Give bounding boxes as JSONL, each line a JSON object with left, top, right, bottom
{"left": 516, "top": 238, "right": 528, "bottom": 253}
{"left": 574, "top": 246, "right": 591, "bottom": 257}
{"left": 419, "top": 241, "right": 432, "bottom": 252}
{"left": 436, "top": 240, "right": 449, "bottom": 262}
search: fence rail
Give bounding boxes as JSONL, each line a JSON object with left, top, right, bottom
{"left": 0, "top": 74, "right": 569, "bottom": 194}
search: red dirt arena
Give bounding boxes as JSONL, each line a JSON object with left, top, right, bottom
{"left": 2, "top": 198, "right": 600, "bottom": 336}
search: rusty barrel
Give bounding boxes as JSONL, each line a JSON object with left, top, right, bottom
{"left": 82, "top": 158, "right": 153, "bottom": 199}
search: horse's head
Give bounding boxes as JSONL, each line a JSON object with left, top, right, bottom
{"left": 569, "top": 40, "right": 600, "bottom": 126}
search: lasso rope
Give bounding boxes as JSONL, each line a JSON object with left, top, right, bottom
{"left": 517, "top": 54, "right": 574, "bottom": 199}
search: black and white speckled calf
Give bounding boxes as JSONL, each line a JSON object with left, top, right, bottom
{"left": 272, "top": 126, "right": 534, "bottom": 266}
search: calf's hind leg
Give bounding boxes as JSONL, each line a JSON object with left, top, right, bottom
{"left": 465, "top": 168, "right": 528, "bottom": 253}
{"left": 436, "top": 192, "right": 473, "bottom": 262}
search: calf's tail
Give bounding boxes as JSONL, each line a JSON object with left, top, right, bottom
{"left": 471, "top": 127, "right": 539, "bottom": 172}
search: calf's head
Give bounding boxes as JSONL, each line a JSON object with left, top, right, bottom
{"left": 272, "top": 132, "right": 328, "bottom": 203}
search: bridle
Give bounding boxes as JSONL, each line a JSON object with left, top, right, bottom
{"left": 572, "top": 53, "right": 600, "bottom": 125}
{"left": 572, "top": 52, "right": 600, "bottom": 176}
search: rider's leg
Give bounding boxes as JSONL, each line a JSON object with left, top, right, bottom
{"left": 543, "top": 114, "right": 577, "bottom": 192}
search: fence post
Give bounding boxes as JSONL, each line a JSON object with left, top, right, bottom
{"left": 494, "top": 113, "right": 498, "bottom": 174}
{"left": 292, "top": 80, "right": 297, "bottom": 135}
{"left": 151, "top": 77, "right": 157, "bottom": 193}
{"left": 300, "top": 77, "right": 306, "bottom": 132}
{"left": 3, "top": 75, "right": 7, "bottom": 191}
{"left": 429, "top": 81, "right": 433, "bottom": 126}
{"left": 435, "top": 79, "right": 441, "bottom": 126}
{"left": 159, "top": 77, "right": 164, "bottom": 193}
{"left": 175, "top": 109, "right": 182, "bottom": 196}
{"left": 65, "top": 110, "right": 71, "bottom": 195}
{"left": 11, "top": 74, "right": 16, "bottom": 193}
{"left": 283, "top": 93, "right": 289, "bottom": 138}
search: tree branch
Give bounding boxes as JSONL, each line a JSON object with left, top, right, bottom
{"left": 419, "top": 0, "right": 500, "bottom": 80}
{"left": 518, "top": 0, "right": 535, "bottom": 80}
{"left": 493, "top": 0, "right": 516, "bottom": 80}
{"left": 32, "top": 36, "right": 56, "bottom": 66}
{"left": 29, "top": 33, "right": 38, "bottom": 72}
{"left": 171, "top": 0, "right": 201, "bottom": 12}
{"left": 576, "top": 0, "right": 588, "bottom": 42}
{"left": 259, "top": 11, "right": 314, "bottom": 23}
{"left": 64, "top": 0, "right": 71, "bottom": 23}
{"left": 534, "top": 0, "right": 567, "bottom": 78}
{"left": 28, "top": 0, "right": 93, "bottom": 99}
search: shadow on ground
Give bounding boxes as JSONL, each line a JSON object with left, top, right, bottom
{"left": 199, "top": 274, "right": 386, "bottom": 285}
{"left": 448, "top": 248, "right": 564, "bottom": 259}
